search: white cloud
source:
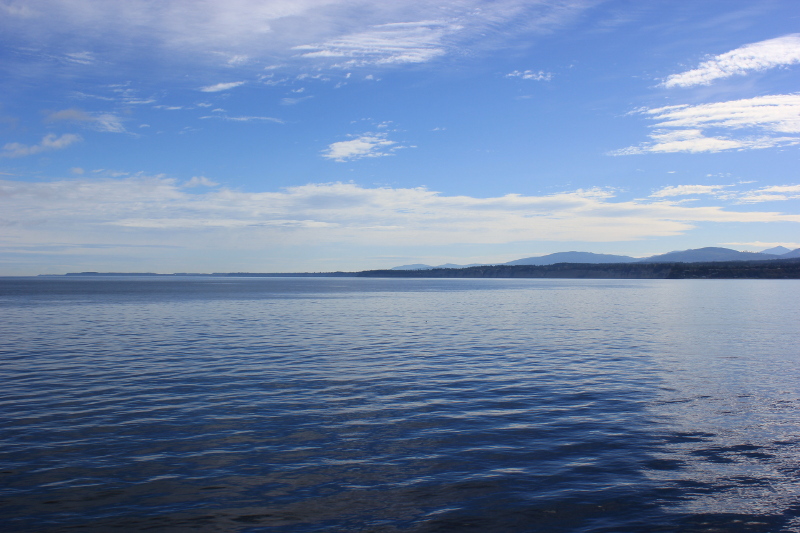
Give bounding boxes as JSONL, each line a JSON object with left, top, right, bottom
{"left": 738, "top": 184, "right": 800, "bottom": 203}
{"left": 644, "top": 95, "right": 800, "bottom": 133}
{"left": 46, "top": 108, "right": 93, "bottom": 122}
{"left": 199, "top": 81, "right": 246, "bottom": 92}
{"left": 1, "top": 133, "right": 82, "bottom": 157}
{"left": 281, "top": 96, "right": 313, "bottom": 105}
{"left": 0, "top": 1, "right": 593, "bottom": 71}
{"left": 650, "top": 183, "right": 800, "bottom": 204}
{"left": 63, "top": 51, "right": 95, "bottom": 65}
{"left": 664, "top": 34, "right": 800, "bottom": 88}
{"left": 183, "top": 176, "right": 218, "bottom": 188}
{"left": 506, "top": 69, "right": 553, "bottom": 81}
{"left": 3, "top": 177, "right": 799, "bottom": 255}
{"left": 614, "top": 94, "right": 800, "bottom": 154}
{"left": 199, "top": 115, "right": 283, "bottom": 123}
{"left": 46, "top": 108, "right": 127, "bottom": 133}
{"left": 322, "top": 133, "right": 401, "bottom": 161}
{"left": 650, "top": 185, "right": 728, "bottom": 198}
{"left": 294, "top": 20, "right": 457, "bottom": 67}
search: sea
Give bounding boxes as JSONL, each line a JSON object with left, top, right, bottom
{"left": 1, "top": 276, "right": 799, "bottom": 532}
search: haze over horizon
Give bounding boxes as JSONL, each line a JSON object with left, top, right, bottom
{"left": 2, "top": 0, "right": 800, "bottom": 275}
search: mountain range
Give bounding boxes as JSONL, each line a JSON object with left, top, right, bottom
{"left": 391, "top": 246, "right": 800, "bottom": 270}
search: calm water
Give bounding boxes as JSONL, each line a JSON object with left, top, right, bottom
{"left": 1, "top": 277, "right": 799, "bottom": 532}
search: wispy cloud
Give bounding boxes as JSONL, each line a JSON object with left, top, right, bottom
{"left": 650, "top": 183, "right": 800, "bottom": 204}
{"left": 183, "top": 176, "right": 218, "bottom": 188}
{"left": 199, "top": 115, "right": 283, "bottom": 124}
{"left": 62, "top": 51, "right": 96, "bottom": 65}
{"left": 294, "top": 20, "right": 457, "bottom": 67}
{"left": 738, "top": 184, "right": 800, "bottom": 203}
{"left": 46, "top": 108, "right": 127, "bottom": 133}
{"left": 664, "top": 34, "right": 800, "bottom": 88}
{"left": 613, "top": 94, "right": 800, "bottom": 154}
{"left": 199, "top": 81, "right": 246, "bottom": 92}
{"left": 0, "top": 1, "right": 593, "bottom": 72}
{"left": 650, "top": 185, "right": 728, "bottom": 198}
{"left": 3, "top": 177, "right": 799, "bottom": 254}
{"left": 1, "top": 133, "right": 82, "bottom": 158}
{"left": 281, "top": 96, "right": 313, "bottom": 105}
{"left": 322, "top": 133, "right": 403, "bottom": 162}
{"left": 506, "top": 69, "right": 553, "bottom": 81}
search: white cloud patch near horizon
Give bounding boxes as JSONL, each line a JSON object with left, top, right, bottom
{"left": 738, "top": 184, "right": 800, "bottom": 203}
{"left": 1, "top": 133, "right": 82, "bottom": 158}
{"left": 322, "top": 133, "right": 401, "bottom": 162}
{"left": 3, "top": 177, "right": 800, "bottom": 255}
{"left": 650, "top": 185, "right": 728, "bottom": 198}
{"left": 664, "top": 34, "right": 800, "bottom": 88}
{"left": 649, "top": 183, "right": 800, "bottom": 204}
{"left": 613, "top": 94, "right": 800, "bottom": 154}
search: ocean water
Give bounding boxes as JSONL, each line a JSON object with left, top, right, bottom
{"left": 1, "top": 276, "right": 799, "bottom": 532}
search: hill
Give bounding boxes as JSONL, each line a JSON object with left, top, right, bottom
{"left": 638, "top": 247, "right": 773, "bottom": 263}
{"left": 506, "top": 251, "right": 635, "bottom": 266}
{"left": 761, "top": 246, "right": 792, "bottom": 255}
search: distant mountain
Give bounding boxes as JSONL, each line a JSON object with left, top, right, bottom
{"left": 391, "top": 264, "right": 435, "bottom": 270}
{"left": 505, "top": 251, "right": 636, "bottom": 266}
{"left": 761, "top": 245, "right": 792, "bottom": 255}
{"left": 638, "top": 247, "right": 773, "bottom": 263}
{"left": 391, "top": 262, "right": 484, "bottom": 270}
{"left": 393, "top": 246, "right": 799, "bottom": 270}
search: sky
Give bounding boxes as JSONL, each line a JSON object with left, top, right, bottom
{"left": 1, "top": 0, "right": 799, "bottom": 274}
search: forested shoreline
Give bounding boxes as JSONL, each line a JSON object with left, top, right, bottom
{"left": 357, "top": 258, "right": 800, "bottom": 279}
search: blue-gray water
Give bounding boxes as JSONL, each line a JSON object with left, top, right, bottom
{"left": 1, "top": 277, "right": 799, "bottom": 532}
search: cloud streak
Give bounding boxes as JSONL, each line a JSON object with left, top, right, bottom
{"left": 322, "top": 133, "right": 402, "bottom": 162}
{"left": 294, "top": 21, "right": 458, "bottom": 67}
{"left": 650, "top": 185, "right": 728, "bottom": 198}
{"left": 664, "top": 34, "right": 800, "bottom": 88}
{"left": 614, "top": 94, "right": 800, "bottom": 154}
{"left": 199, "top": 81, "right": 246, "bottom": 92}
{"left": 1, "top": 133, "right": 82, "bottom": 158}
{"left": 46, "top": 108, "right": 127, "bottom": 133}
{"left": 3, "top": 177, "right": 799, "bottom": 254}
{"left": 506, "top": 69, "right": 553, "bottom": 81}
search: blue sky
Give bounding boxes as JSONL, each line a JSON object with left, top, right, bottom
{"left": 1, "top": 0, "right": 799, "bottom": 274}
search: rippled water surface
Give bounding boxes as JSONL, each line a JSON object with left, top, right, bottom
{"left": 1, "top": 277, "right": 799, "bottom": 532}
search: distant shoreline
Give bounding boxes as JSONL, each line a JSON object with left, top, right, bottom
{"left": 49, "top": 258, "right": 800, "bottom": 279}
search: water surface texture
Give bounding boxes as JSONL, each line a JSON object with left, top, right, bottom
{"left": 1, "top": 277, "right": 799, "bottom": 532}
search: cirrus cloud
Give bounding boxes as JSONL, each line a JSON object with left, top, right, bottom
{"left": 199, "top": 81, "right": 246, "bottom": 92}
{"left": 664, "top": 34, "right": 800, "bottom": 88}
{"left": 1, "top": 133, "right": 83, "bottom": 158}
{"left": 613, "top": 94, "right": 800, "bottom": 154}
{"left": 294, "top": 20, "right": 458, "bottom": 67}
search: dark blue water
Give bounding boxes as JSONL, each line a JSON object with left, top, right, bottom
{"left": 1, "top": 277, "right": 799, "bottom": 532}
